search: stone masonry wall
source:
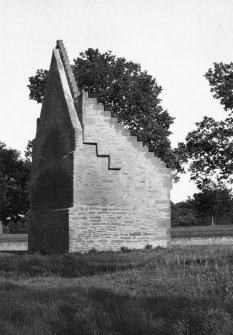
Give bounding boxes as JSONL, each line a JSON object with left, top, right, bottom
{"left": 69, "top": 93, "right": 172, "bottom": 252}
{"left": 0, "top": 235, "right": 28, "bottom": 251}
{"left": 28, "top": 210, "right": 69, "bottom": 253}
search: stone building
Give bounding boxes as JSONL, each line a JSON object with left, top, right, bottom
{"left": 28, "top": 41, "right": 172, "bottom": 254}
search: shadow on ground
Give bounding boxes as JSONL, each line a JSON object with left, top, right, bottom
{"left": 0, "top": 280, "right": 233, "bottom": 335}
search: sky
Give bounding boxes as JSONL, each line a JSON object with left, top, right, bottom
{"left": 0, "top": 0, "right": 233, "bottom": 203}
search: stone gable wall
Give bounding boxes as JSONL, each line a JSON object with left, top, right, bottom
{"left": 29, "top": 41, "right": 172, "bottom": 254}
{"left": 69, "top": 93, "right": 172, "bottom": 252}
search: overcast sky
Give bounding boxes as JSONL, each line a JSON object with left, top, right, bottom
{"left": 0, "top": 0, "right": 232, "bottom": 202}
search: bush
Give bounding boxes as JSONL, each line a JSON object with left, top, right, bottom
{"left": 145, "top": 244, "right": 152, "bottom": 250}
{"left": 120, "top": 246, "right": 131, "bottom": 253}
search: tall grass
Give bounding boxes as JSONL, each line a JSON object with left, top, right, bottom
{"left": 1, "top": 245, "right": 233, "bottom": 334}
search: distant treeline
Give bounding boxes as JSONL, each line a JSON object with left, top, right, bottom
{"left": 172, "top": 188, "right": 233, "bottom": 227}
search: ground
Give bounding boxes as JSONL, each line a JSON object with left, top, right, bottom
{"left": 1, "top": 245, "right": 233, "bottom": 334}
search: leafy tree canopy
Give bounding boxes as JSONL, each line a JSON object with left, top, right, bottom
{"left": 204, "top": 62, "right": 233, "bottom": 112}
{"left": 171, "top": 198, "right": 198, "bottom": 227}
{"left": 172, "top": 184, "right": 233, "bottom": 226}
{"left": 179, "top": 62, "right": 233, "bottom": 189}
{"left": 28, "top": 69, "right": 48, "bottom": 104}
{"left": 192, "top": 184, "right": 233, "bottom": 226}
{"left": 0, "top": 142, "right": 30, "bottom": 224}
{"left": 182, "top": 115, "right": 233, "bottom": 188}
{"left": 24, "top": 139, "right": 35, "bottom": 163}
{"left": 28, "top": 48, "right": 184, "bottom": 176}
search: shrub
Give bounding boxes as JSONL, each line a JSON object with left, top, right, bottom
{"left": 120, "top": 246, "right": 131, "bottom": 253}
{"left": 145, "top": 244, "right": 152, "bottom": 250}
{"left": 88, "top": 248, "right": 97, "bottom": 254}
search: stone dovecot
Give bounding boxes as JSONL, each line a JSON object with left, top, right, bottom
{"left": 28, "top": 41, "right": 172, "bottom": 254}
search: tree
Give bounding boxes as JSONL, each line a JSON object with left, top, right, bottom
{"left": 171, "top": 198, "right": 198, "bottom": 227}
{"left": 179, "top": 62, "right": 233, "bottom": 189}
{"left": 192, "top": 185, "right": 233, "bottom": 226}
{"left": 28, "top": 48, "right": 184, "bottom": 175}
{"left": 172, "top": 186, "right": 233, "bottom": 226}
{"left": 182, "top": 115, "right": 233, "bottom": 188}
{"left": 204, "top": 62, "right": 233, "bottom": 112}
{"left": 28, "top": 69, "right": 48, "bottom": 104}
{"left": 24, "top": 139, "right": 35, "bottom": 163}
{"left": 0, "top": 142, "right": 30, "bottom": 224}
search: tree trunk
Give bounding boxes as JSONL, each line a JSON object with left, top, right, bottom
{"left": 211, "top": 214, "right": 215, "bottom": 226}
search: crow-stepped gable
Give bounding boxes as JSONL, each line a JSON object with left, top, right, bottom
{"left": 28, "top": 41, "right": 172, "bottom": 254}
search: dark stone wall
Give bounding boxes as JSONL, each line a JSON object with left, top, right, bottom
{"left": 28, "top": 209, "right": 69, "bottom": 254}
{"left": 31, "top": 159, "right": 73, "bottom": 211}
{"left": 29, "top": 49, "right": 81, "bottom": 253}
{"left": 31, "top": 51, "right": 76, "bottom": 212}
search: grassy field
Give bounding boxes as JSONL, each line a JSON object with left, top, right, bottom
{"left": 172, "top": 225, "right": 233, "bottom": 238}
{"left": 1, "top": 246, "right": 233, "bottom": 334}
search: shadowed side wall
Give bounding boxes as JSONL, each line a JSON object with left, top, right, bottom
{"left": 29, "top": 49, "right": 82, "bottom": 254}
